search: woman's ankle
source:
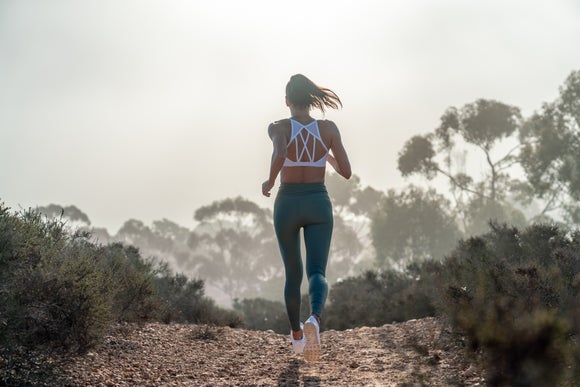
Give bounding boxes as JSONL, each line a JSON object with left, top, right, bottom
{"left": 311, "top": 313, "right": 321, "bottom": 324}
{"left": 292, "top": 329, "right": 303, "bottom": 340}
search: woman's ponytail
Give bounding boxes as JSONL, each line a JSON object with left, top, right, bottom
{"left": 286, "top": 74, "right": 342, "bottom": 113}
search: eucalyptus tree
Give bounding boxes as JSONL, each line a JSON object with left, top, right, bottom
{"left": 397, "top": 99, "right": 527, "bottom": 235}
{"left": 191, "top": 196, "right": 281, "bottom": 300}
{"left": 36, "top": 203, "right": 113, "bottom": 243}
{"left": 325, "top": 172, "right": 383, "bottom": 279}
{"left": 371, "top": 186, "right": 461, "bottom": 269}
{"left": 116, "top": 219, "right": 170, "bottom": 252}
{"left": 519, "top": 70, "right": 580, "bottom": 224}
{"left": 36, "top": 204, "right": 91, "bottom": 226}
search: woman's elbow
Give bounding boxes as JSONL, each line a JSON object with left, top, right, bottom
{"left": 273, "top": 149, "right": 287, "bottom": 162}
{"left": 342, "top": 166, "right": 352, "bottom": 179}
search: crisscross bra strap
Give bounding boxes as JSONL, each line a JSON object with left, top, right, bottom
{"left": 283, "top": 119, "right": 329, "bottom": 168}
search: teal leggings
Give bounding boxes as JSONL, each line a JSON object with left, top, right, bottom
{"left": 274, "top": 183, "right": 333, "bottom": 332}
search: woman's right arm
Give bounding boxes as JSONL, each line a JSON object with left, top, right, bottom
{"left": 262, "top": 123, "right": 288, "bottom": 197}
{"left": 328, "top": 123, "right": 352, "bottom": 179}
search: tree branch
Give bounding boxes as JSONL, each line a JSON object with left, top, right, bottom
{"left": 435, "top": 167, "right": 489, "bottom": 199}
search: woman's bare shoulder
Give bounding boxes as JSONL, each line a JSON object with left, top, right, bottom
{"left": 270, "top": 118, "right": 290, "bottom": 126}
{"left": 317, "top": 119, "right": 339, "bottom": 132}
{"left": 268, "top": 119, "right": 290, "bottom": 138}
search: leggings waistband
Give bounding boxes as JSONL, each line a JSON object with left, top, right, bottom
{"left": 277, "top": 182, "right": 327, "bottom": 195}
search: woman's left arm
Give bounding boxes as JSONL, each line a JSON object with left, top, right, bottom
{"left": 262, "top": 123, "right": 287, "bottom": 197}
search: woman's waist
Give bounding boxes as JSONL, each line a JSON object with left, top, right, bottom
{"left": 277, "top": 182, "right": 328, "bottom": 195}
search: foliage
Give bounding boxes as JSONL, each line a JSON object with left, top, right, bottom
{"left": 36, "top": 204, "right": 91, "bottom": 226}
{"left": 436, "top": 223, "right": 580, "bottom": 386}
{"left": 325, "top": 172, "right": 385, "bottom": 218}
{"left": 98, "top": 243, "right": 159, "bottom": 322}
{"left": 398, "top": 135, "right": 437, "bottom": 179}
{"left": 114, "top": 217, "right": 194, "bottom": 273}
{"left": 0, "top": 205, "right": 112, "bottom": 353}
{"left": 371, "top": 186, "right": 461, "bottom": 268}
{"left": 116, "top": 219, "right": 175, "bottom": 254}
{"left": 463, "top": 195, "right": 527, "bottom": 237}
{"left": 520, "top": 69, "right": 580, "bottom": 223}
{"left": 38, "top": 179, "right": 378, "bottom": 306}
{"left": 325, "top": 172, "right": 383, "bottom": 280}
{"left": 436, "top": 100, "right": 521, "bottom": 150}
{"left": 398, "top": 99, "right": 522, "bottom": 200}
{"left": 0, "top": 202, "right": 242, "bottom": 356}
{"left": 233, "top": 298, "right": 288, "bottom": 333}
{"left": 191, "top": 196, "right": 281, "bottom": 300}
{"left": 397, "top": 98, "right": 529, "bottom": 236}
{"left": 153, "top": 267, "right": 242, "bottom": 327}
{"left": 324, "top": 264, "right": 437, "bottom": 331}
{"left": 233, "top": 294, "right": 317, "bottom": 334}
{"left": 398, "top": 69, "right": 580, "bottom": 231}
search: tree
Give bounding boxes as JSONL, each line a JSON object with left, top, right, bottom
{"left": 519, "top": 70, "right": 580, "bottom": 224}
{"left": 325, "top": 172, "right": 383, "bottom": 280}
{"left": 397, "top": 99, "right": 527, "bottom": 234}
{"left": 36, "top": 203, "right": 112, "bottom": 243}
{"left": 116, "top": 219, "right": 171, "bottom": 252}
{"left": 191, "top": 197, "right": 281, "bottom": 301}
{"left": 150, "top": 219, "right": 193, "bottom": 267}
{"left": 152, "top": 219, "right": 190, "bottom": 245}
{"left": 325, "top": 172, "right": 384, "bottom": 218}
{"left": 371, "top": 186, "right": 461, "bottom": 268}
{"left": 36, "top": 204, "right": 91, "bottom": 226}
{"left": 114, "top": 218, "right": 198, "bottom": 272}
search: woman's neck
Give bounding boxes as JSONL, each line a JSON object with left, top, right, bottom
{"left": 289, "top": 107, "right": 312, "bottom": 122}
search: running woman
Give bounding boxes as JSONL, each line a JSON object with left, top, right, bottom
{"left": 262, "top": 74, "right": 352, "bottom": 361}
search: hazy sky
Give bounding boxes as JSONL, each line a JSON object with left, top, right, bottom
{"left": 1, "top": 0, "right": 580, "bottom": 233}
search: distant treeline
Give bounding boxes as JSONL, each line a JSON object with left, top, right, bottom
{"left": 32, "top": 70, "right": 580, "bottom": 306}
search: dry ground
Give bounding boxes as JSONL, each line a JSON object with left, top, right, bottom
{"left": 2, "top": 317, "right": 485, "bottom": 386}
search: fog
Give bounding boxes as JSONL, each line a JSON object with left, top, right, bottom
{"left": 1, "top": 0, "right": 579, "bottom": 233}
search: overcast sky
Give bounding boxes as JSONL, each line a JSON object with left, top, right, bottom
{"left": 1, "top": 0, "right": 579, "bottom": 233}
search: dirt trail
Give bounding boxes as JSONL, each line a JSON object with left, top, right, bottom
{"left": 7, "top": 317, "right": 485, "bottom": 386}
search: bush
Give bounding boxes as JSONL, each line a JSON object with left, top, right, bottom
{"left": 233, "top": 298, "right": 288, "bottom": 333}
{"left": 0, "top": 206, "right": 112, "bottom": 353}
{"left": 436, "top": 222, "right": 580, "bottom": 386}
{"left": 234, "top": 294, "right": 323, "bottom": 334}
{"left": 0, "top": 203, "right": 242, "bottom": 357}
{"left": 324, "top": 265, "right": 437, "bottom": 331}
{"left": 99, "top": 243, "right": 159, "bottom": 322}
{"left": 154, "top": 267, "right": 243, "bottom": 327}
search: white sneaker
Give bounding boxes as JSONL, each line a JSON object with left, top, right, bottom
{"left": 290, "top": 323, "right": 306, "bottom": 354}
{"left": 303, "top": 315, "right": 321, "bottom": 362}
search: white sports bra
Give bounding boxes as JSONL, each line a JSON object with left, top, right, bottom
{"left": 283, "top": 118, "right": 329, "bottom": 168}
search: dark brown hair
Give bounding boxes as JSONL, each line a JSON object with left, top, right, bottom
{"left": 285, "top": 74, "right": 342, "bottom": 112}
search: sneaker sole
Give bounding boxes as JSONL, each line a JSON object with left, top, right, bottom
{"left": 303, "top": 321, "right": 320, "bottom": 362}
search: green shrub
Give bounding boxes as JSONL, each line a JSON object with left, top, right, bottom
{"left": 233, "top": 298, "right": 288, "bottom": 333}
{"left": 233, "top": 294, "right": 324, "bottom": 334}
{"left": 0, "top": 202, "right": 243, "bottom": 358}
{"left": 100, "top": 243, "right": 159, "bottom": 322}
{"left": 0, "top": 206, "right": 112, "bottom": 352}
{"left": 437, "top": 223, "right": 580, "bottom": 386}
{"left": 154, "top": 268, "right": 243, "bottom": 327}
{"left": 324, "top": 265, "right": 437, "bottom": 331}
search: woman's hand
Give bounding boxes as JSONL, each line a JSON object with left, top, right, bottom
{"left": 327, "top": 154, "right": 340, "bottom": 173}
{"left": 262, "top": 180, "right": 274, "bottom": 197}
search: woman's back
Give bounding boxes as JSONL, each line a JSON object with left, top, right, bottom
{"left": 269, "top": 118, "right": 348, "bottom": 184}
{"left": 275, "top": 118, "right": 333, "bottom": 184}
